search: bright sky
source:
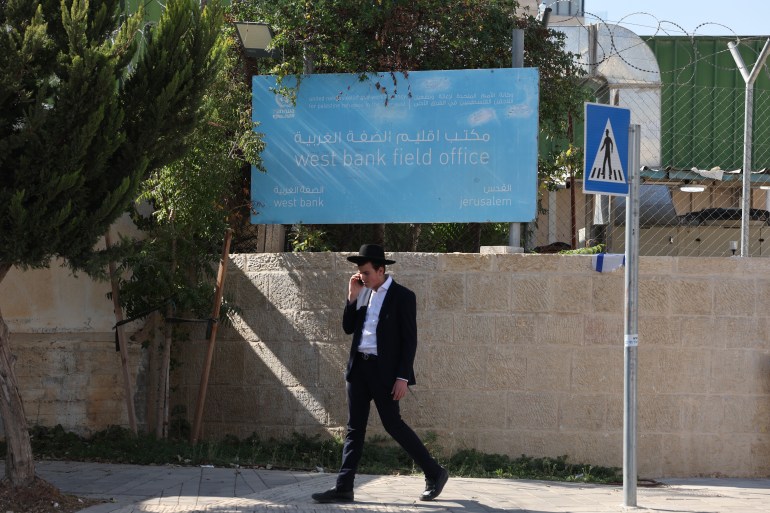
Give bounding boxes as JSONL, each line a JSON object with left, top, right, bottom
{"left": 581, "top": 0, "right": 770, "bottom": 36}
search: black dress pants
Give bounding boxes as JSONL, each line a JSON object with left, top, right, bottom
{"left": 336, "top": 355, "right": 441, "bottom": 491}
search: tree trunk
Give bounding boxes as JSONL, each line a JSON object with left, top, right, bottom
{"left": 156, "top": 318, "right": 172, "bottom": 439}
{"left": 154, "top": 308, "right": 173, "bottom": 439}
{"left": 568, "top": 111, "right": 577, "bottom": 249}
{"left": 371, "top": 224, "right": 385, "bottom": 246}
{"left": 409, "top": 224, "right": 421, "bottom": 251}
{"left": 0, "top": 262, "right": 35, "bottom": 486}
{"left": 570, "top": 171, "right": 577, "bottom": 249}
{"left": 469, "top": 223, "right": 482, "bottom": 253}
{"left": 105, "top": 230, "right": 138, "bottom": 435}
{"left": 156, "top": 235, "right": 177, "bottom": 438}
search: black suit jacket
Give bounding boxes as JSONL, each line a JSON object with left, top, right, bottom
{"left": 342, "top": 279, "right": 418, "bottom": 386}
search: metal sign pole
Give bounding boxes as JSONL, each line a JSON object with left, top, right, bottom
{"left": 623, "top": 124, "right": 641, "bottom": 507}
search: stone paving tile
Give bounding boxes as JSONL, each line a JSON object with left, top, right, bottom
{"left": 234, "top": 470, "right": 265, "bottom": 495}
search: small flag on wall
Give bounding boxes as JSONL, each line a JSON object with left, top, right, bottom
{"left": 592, "top": 253, "right": 625, "bottom": 273}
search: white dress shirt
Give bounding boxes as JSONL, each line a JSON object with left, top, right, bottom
{"left": 357, "top": 275, "right": 392, "bottom": 355}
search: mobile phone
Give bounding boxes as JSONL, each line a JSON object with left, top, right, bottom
{"left": 356, "top": 277, "right": 364, "bottom": 285}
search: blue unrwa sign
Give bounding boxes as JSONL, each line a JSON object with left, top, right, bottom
{"left": 251, "top": 68, "right": 539, "bottom": 224}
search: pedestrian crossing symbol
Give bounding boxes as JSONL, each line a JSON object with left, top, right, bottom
{"left": 583, "top": 103, "right": 630, "bottom": 196}
{"left": 589, "top": 121, "right": 625, "bottom": 183}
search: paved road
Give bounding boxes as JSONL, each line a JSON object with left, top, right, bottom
{"left": 4, "top": 460, "right": 770, "bottom": 512}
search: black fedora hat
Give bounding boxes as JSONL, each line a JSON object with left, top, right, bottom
{"left": 347, "top": 244, "right": 396, "bottom": 265}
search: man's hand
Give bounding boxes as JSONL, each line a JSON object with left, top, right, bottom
{"left": 392, "top": 379, "right": 408, "bottom": 401}
{"left": 348, "top": 273, "right": 364, "bottom": 302}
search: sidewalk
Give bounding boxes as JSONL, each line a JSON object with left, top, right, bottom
{"left": 10, "top": 460, "right": 770, "bottom": 512}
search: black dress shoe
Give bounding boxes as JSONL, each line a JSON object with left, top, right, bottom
{"left": 312, "top": 487, "right": 354, "bottom": 503}
{"left": 420, "top": 467, "right": 449, "bottom": 501}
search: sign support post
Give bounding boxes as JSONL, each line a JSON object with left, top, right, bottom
{"left": 623, "top": 124, "right": 641, "bottom": 508}
{"left": 584, "top": 103, "right": 638, "bottom": 507}
{"left": 508, "top": 28, "right": 525, "bottom": 250}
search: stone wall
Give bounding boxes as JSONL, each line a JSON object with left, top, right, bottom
{"left": 168, "top": 253, "right": 770, "bottom": 478}
{"left": 1, "top": 261, "right": 146, "bottom": 436}
{"left": 4, "top": 252, "right": 770, "bottom": 477}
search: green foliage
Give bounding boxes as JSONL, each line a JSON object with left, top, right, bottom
{"left": 286, "top": 223, "right": 511, "bottom": 253}
{"left": 288, "top": 224, "right": 332, "bottom": 252}
{"left": 4, "top": 426, "right": 620, "bottom": 484}
{"left": 421, "top": 223, "right": 510, "bottom": 252}
{"left": 448, "top": 449, "right": 620, "bottom": 483}
{"left": 233, "top": 0, "right": 584, "bottom": 142}
{"left": 0, "top": 1, "right": 227, "bottom": 483}
{"left": 539, "top": 143, "right": 584, "bottom": 191}
{"left": 559, "top": 244, "right": 605, "bottom": 255}
{"left": 116, "top": 27, "right": 265, "bottom": 323}
{"left": 0, "top": 0, "right": 226, "bottom": 274}
{"left": 235, "top": 0, "right": 520, "bottom": 71}
{"left": 16, "top": 425, "right": 348, "bottom": 470}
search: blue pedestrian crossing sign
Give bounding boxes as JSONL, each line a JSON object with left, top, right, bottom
{"left": 583, "top": 103, "right": 631, "bottom": 196}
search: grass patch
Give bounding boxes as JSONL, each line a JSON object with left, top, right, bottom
{"left": 448, "top": 449, "right": 620, "bottom": 483}
{"left": 558, "top": 244, "right": 605, "bottom": 255}
{"left": 1, "top": 425, "right": 620, "bottom": 484}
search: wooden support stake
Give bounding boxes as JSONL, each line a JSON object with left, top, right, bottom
{"left": 105, "top": 229, "right": 138, "bottom": 434}
{"left": 190, "top": 229, "right": 233, "bottom": 444}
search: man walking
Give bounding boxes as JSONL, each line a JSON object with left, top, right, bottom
{"left": 312, "top": 244, "right": 448, "bottom": 503}
{"left": 600, "top": 128, "right": 614, "bottom": 179}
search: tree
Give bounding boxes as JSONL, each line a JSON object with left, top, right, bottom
{"left": 231, "top": 0, "right": 587, "bottom": 251}
{"left": 114, "top": 23, "right": 265, "bottom": 439}
{"left": 0, "top": 0, "right": 225, "bottom": 487}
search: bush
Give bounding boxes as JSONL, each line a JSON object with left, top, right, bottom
{"left": 1, "top": 426, "right": 620, "bottom": 484}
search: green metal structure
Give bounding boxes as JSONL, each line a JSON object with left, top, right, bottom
{"left": 644, "top": 36, "right": 770, "bottom": 170}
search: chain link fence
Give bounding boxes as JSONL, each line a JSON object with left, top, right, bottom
{"left": 526, "top": 32, "right": 770, "bottom": 258}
